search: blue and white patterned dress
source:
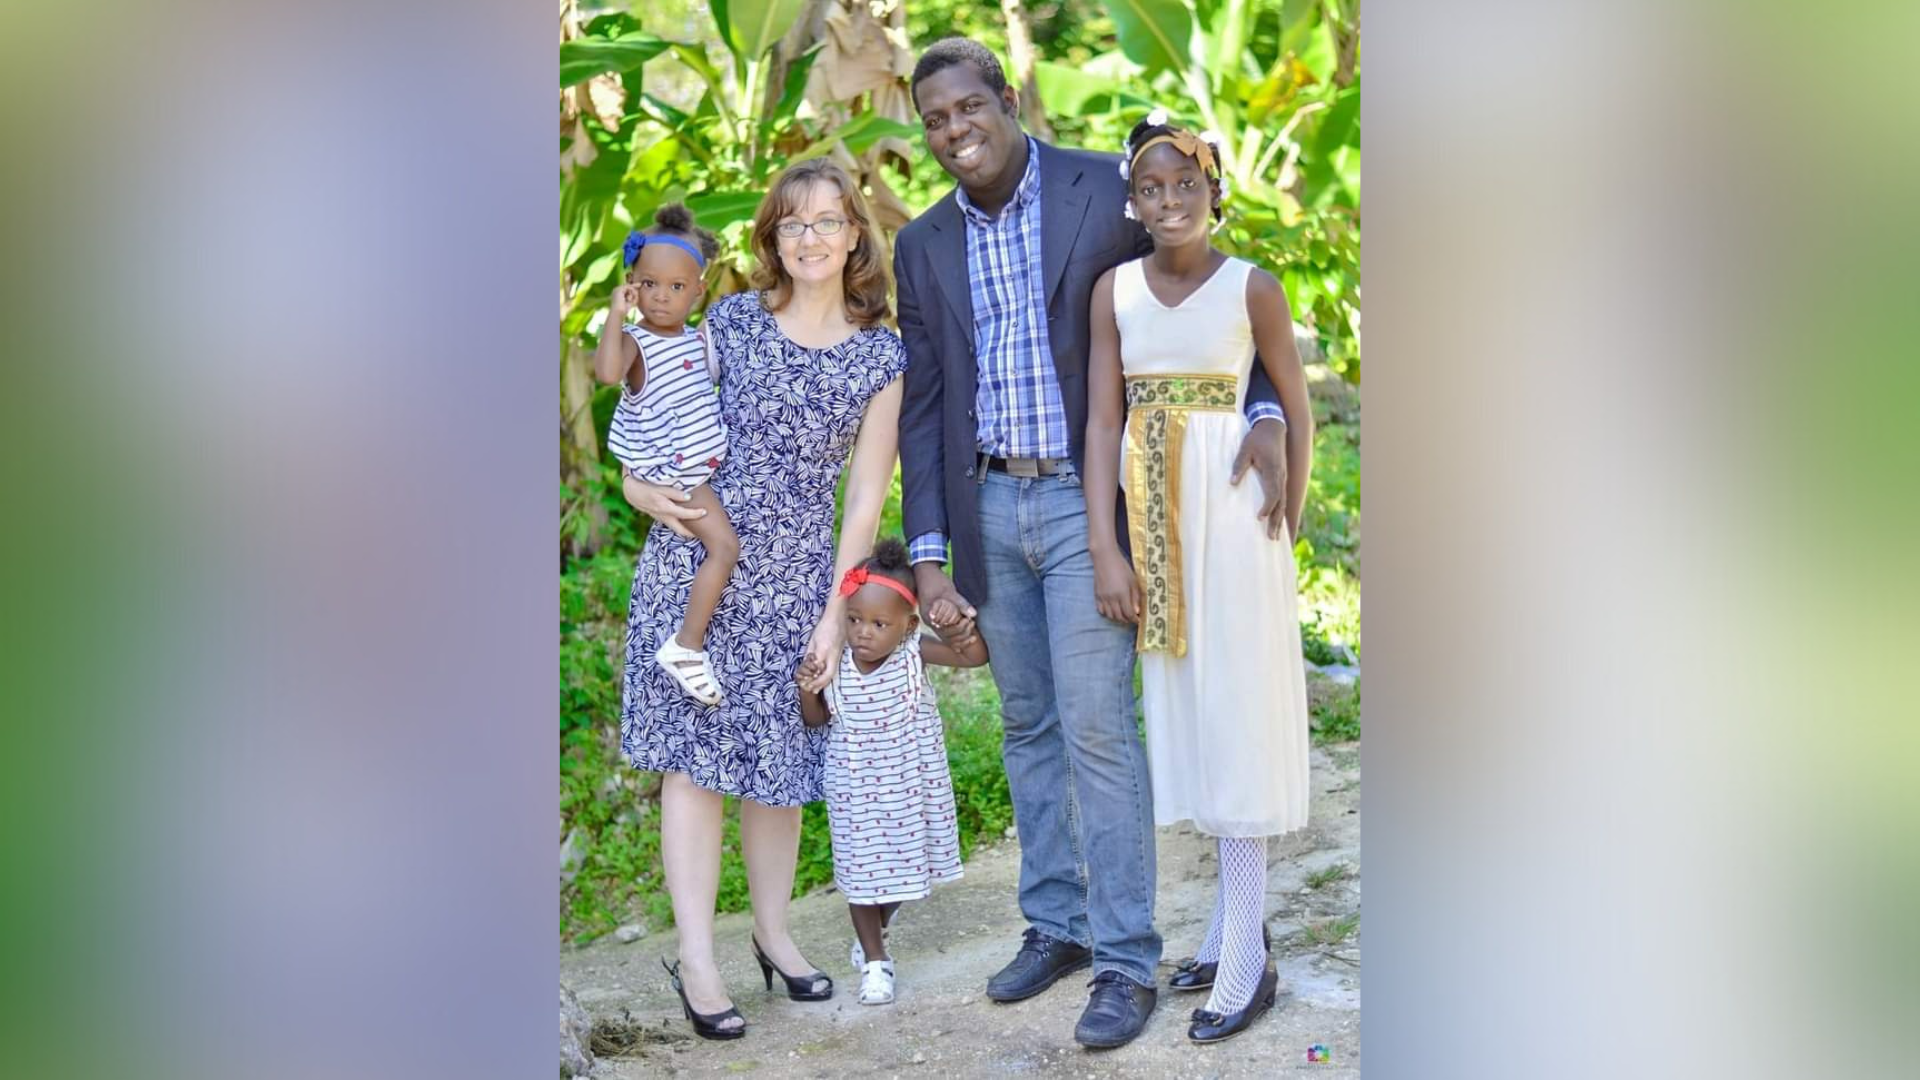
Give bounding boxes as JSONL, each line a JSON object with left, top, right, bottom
{"left": 620, "top": 291, "right": 908, "bottom": 806}
{"left": 823, "top": 636, "right": 963, "bottom": 903}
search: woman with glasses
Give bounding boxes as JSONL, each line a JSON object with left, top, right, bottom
{"left": 617, "top": 157, "right": 908, "bottom": 1039}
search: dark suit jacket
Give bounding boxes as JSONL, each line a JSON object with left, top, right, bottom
{"left": 894, "top": 140, "right": 1280, "bottom": 603}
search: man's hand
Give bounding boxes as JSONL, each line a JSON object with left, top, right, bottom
{"left": 925, "top": 596, "right": 979, "bottom": 650}
{"left": 914, "top": 563, "right": 978, "bottom": 647}
{"left": 620, "top": 473, "right": 706, "bottom": 539}
{"left": 1229, "top": 417, "right": 1289, "bottom": 542}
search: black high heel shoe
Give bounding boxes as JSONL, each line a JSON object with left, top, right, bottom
{"left": 662, "top": 958, "right": 746, "bottom": 1040}
{"left": 1170, "top": 923, "right": 1272, "bottom": 992}
{"left": 1187, "top": 964, "right": 1281, "bottom": 1044}
{"left": 750, "top": 936, "right": 834, "bottom": 1001}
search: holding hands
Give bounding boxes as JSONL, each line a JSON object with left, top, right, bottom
{"left": 914, "top": 564, "right": 980, "bottom": 649}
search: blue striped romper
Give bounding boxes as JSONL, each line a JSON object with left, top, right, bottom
{"left": 607, "top": 323, "right": 726, "bottom": 491}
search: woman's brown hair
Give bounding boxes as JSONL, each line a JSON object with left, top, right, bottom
{"left": 748, "top": 158, "right": 893, "bottom": 326}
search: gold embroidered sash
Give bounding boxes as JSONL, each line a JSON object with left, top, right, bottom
{"left": 1123, "top": 374, "right": 1239, "bottom": 657}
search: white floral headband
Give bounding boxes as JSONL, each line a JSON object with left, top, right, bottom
{"left": 1121, "top": 110, "right": 1232, "bottom": 218}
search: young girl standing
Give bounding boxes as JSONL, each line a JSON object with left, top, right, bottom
{"left": 1082, "top": 114, "right": 1316, "bottom": 1044}
{"left": 594, "top": 204, "right": 737, "bottom": 706}
{"left": 795, "top": 538, "right": 987, "bottom": 1006}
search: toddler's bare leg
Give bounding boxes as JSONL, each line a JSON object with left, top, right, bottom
{"left": 675, "top": 482, "right": 739, "bottom": 650}
{"left": 850, "top": 903, "right": 891, "bottom": 963}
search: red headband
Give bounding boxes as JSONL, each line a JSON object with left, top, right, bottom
{"left": 838, "top": 566, "right": 917, "bottom": 606}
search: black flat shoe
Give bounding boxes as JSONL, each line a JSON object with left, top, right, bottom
{"left": 1169, "top": 956, "right": 1219, "bottom": 992}
{"left": 751, "top": 936, "right": 833, "bottom": 1001}
{"left": 1170, "top": 923, "right": 1272, "bottom": 992}
{"left": 1187, "top": 965, "right": 1280, "bottom": 1044}
{"left": 1074, "top": 970, "right": 1158, "bottom": 1049}
{"left": 985, "top": 927, "right": 1093, "bottom": 1002}
{"left": 662, "top": 958, "right": 746, "bottom": 1041}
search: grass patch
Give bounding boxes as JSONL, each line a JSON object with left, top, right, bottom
{"left": 1305, "top": 862, "right": 1353, "bottom": 890}
{"left": 1303, "top": 914, "right": 1360, "bottom": 946}
{"left": 1309, "top": 677, "right": 1361, "bottom": 744}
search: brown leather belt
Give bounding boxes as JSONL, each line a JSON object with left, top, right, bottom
{"left": 983, "top": 455, "right": 1069, "bottom": 477}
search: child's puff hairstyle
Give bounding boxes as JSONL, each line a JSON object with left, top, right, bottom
{"left": 650, "top": 203, "right": 721, "bottom": 264}
{"left": 855, "top": 537, "right": 917, "bottom": 596}
{"left": 1121, "top": 115, "right": 1228, "bottom": 224}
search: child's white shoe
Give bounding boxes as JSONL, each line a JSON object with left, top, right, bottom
{"left": 857, "top": 960, "right": 895, "bottom": 1005}
{"left": 655, "top": 637, "right": 721, "bottom": 705}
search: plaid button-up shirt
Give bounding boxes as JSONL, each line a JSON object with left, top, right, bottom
{"left": 910, "top": 139, "right": 1282, "bottom": 566}
{"left": 962, "top": 137, "right": 1066, "bottom": 463}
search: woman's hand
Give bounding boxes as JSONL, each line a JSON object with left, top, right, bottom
{"left": 620, "top": 474, "right": 706, "bottom": 539}
{"left": 1092, "top": 549, "right": 1143, "bottom": 625}
{"left": 799, "top": 610, "right": 843, "bottom": 693}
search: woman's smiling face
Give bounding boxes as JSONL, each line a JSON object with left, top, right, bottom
{"left": 774, "top": 180, "right": 859, "bottom": 288}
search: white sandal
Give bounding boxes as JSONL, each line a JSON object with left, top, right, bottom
{"left": 857, "top": 960, "right": 895, "bottom": 1005}
{"left": 655, "top": 637, "right": 721, "bottom": 705}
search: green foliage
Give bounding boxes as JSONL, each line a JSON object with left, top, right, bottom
{"left": 931, "top": 668, "right": 1017, "bottom": 859}
{"left": 1296, "top": 419, "right": 1360, "bottom": 657}
{"left": 1310, "top": 679, "right": 1360, "bottom": 744}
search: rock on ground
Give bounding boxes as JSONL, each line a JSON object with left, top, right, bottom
{"left": 560, "top": 983, "right": 595, "bottom": 1078}
{"left": 561, "top": 744, "right": 1362, "bottom": 1078}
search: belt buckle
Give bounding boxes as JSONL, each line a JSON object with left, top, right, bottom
{"left": 1005, "top": 457, "right": 1041, "bottom": 478}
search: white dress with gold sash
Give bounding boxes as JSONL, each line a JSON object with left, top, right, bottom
{"left": 1113, "top": 256, "right": 1309, "bottom": 838}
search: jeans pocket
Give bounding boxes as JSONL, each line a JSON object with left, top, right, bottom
{"left": 1055, "top": 464, "right": 1083, "bottom": 489}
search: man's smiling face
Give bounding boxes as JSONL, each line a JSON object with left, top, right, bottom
{"left": 912, "top": 61, "right": 1024, "bottom": 194}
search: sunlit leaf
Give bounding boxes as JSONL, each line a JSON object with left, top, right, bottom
{"left": 1104, "top": 0, "right": 1195, "bottom": 76}
{"left": 685, "top": 190, "right": 767, "bottom": 234}
{"left": 725, "top": 0, "right": 807, "bottom": 62}
{"left": 797, "top": 114, "right": 925, "bottom": 161}
{"left": 560, "top": 33, "right": 676, "bottom": 88}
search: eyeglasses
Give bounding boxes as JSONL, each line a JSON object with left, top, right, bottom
{"left": 774, "top": 217, "right": 846, "bottom": 239}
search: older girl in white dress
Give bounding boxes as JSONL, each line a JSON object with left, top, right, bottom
{"left": 1082, "top": 115, "right": 1316, "bottom": 1045}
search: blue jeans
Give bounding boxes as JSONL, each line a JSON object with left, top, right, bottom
{"left": 971, "top": 468, "right": 1161, "bottom": 986}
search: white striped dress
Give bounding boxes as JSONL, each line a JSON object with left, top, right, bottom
{"left": 823, "top": 635, "right": 962, "bottom": 903}
{"left": 607, "top": 323, "right": 726, "bottom": 491}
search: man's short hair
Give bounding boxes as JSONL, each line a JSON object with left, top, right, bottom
{"left": 910, "top": 37, "right": 1009, "bottom": 102}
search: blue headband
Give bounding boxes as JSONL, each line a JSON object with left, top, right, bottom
{"left": 622, "top": 231, "right": 707, "bottom": 270}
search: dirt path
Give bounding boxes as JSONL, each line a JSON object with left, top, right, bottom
{"left": 563, "top": 742, "right": 1360, "bottom": 1078}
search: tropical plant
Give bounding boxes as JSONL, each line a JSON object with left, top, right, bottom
{"left": 1036, "top": 0, "right": 1360, "bottom": 380}
{"left": 559, "top": 0, "right": 923, "bottom": 553}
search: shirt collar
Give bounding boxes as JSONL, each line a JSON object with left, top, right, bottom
{"left": 955, "top": 136, "right": 1042, "bottom": 226}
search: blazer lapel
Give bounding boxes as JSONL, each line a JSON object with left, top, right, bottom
{"left": 924, "top": 193, "right": 974, "bottom": 343}
{"left": 1039, "top": 143, "right": 1091, "bottom": 309}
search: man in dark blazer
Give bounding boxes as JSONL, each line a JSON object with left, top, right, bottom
{"left": 893, "top": 38, "right": 1290, "bottom": 1050}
